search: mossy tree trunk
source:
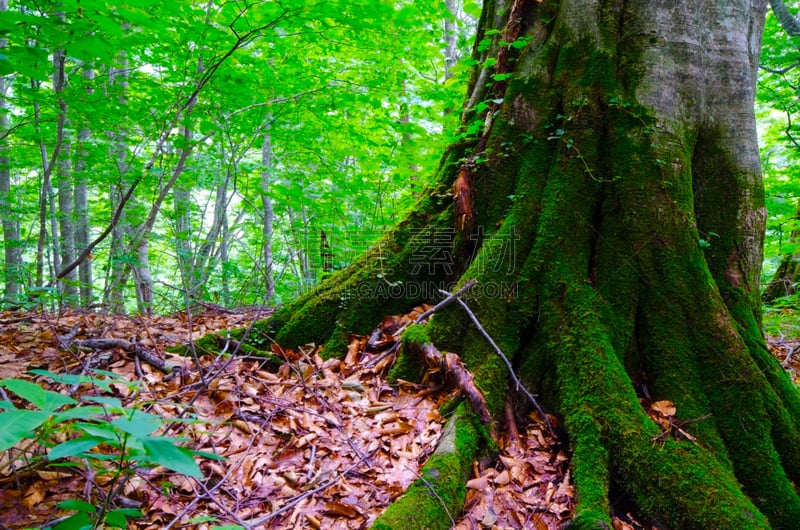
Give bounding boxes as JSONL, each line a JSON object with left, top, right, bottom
{"left": 269, "top": 1, "right": 800, "bottom": 527}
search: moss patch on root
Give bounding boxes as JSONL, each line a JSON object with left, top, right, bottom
{"left": 371, "top": 403, "right": 482, "bottom": 529}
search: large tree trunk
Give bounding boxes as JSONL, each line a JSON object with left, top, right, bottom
{"left": 268, "top": 1, "right": 800, "bottom": 527}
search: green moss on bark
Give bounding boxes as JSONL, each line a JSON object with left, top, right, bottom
{"left": 386, "top": 324, "right": 431, "bottom": 383}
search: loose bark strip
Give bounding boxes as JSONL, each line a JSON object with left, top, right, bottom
{"left": 404, "top": 340, "right": 492, "bottom": 425}
{"left": 453, "top": 0, "right": 530, "bottom": 234}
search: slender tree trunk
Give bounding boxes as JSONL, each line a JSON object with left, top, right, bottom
{"left": 104, "top": 182, "right": 129, "bottom": 313}
{"left": 0, "top": 0, "right": 22, "bottom": 305}
{"left": 287, "top": 205, "right": 313, "bottom": 293}
{"left": 763, "top": 198, "right": 800, "bottom": 302}
{"left": 103, "top": 52, "right": 131, "bottom": 313}
{"left": 173, "top": 147, "right": 195, "bottom": 306}
{"left": 74, "top": 66, "right": 94, "bottom": 307}
{"left": 219, "top": 215, "right": 231, "bottom": 306}
{"left": 195, "top": 164, "right": 230, "bottom": 292}
{"left": 53, "top": 49, "right": 78, "bottom": 308}
{"left": 32, "top": 73, "right": 67, "bottom": 303}
{"left": 269, "top": 1, "right": 800, "bottom": 528}
{"left": 260, "top": 119, "right": 276, "bottom": 300}
{"left": 443, "top": 0, "right": 458, "bottom": 82}
{"left": 131, "top": 237, "right": 152, "bottom": 313}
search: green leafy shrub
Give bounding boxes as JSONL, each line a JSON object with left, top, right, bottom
{"left": 0, "top": 369, "right": 221, "bottom": 529}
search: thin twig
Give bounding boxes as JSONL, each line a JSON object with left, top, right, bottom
{"left": 364, "top": 340, "right": 402, "bottom": 369}
{"left": 193, "top": 479, "right": 253, "bottom": 529}
{"left": 782, "top": 343, "right": 799, "bottom": 367}
{"left": 414, "top": 279, "right": 478, "bottom": 324}
{"left": 439, "top": 289, "right": 556, "bottom": 437}
{"left": 162, "top": 421, "right": 263, "bottom": 530}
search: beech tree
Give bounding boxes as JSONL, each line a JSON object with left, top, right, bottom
{"left": 267, "top": 0, "right": 800, "bottom": 527}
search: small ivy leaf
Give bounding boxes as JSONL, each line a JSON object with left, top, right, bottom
{"left": 510, "top": 37, "right": 529, "bottom": 49}
{"left": 699, "top": 239, "right": 711, "bottom": 248}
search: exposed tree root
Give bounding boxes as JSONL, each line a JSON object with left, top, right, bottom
{"left": 371, "top": 403, "right": 484, "bottom": 530}
{"left": 403, "top": 337, "right": 493, "bottom": 425}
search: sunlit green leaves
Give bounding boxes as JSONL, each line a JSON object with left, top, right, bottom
{"left": 0, "top": 0, "right": 473, "bottom": 308}
{"left": 758, "top": 6, "right": 800, "bottom": 281}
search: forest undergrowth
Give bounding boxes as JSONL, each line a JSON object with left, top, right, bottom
{"left": 0, "top": 304, "right": 797, "bottom": 529}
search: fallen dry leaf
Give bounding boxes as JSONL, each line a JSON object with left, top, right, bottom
{"left": 650, "top": 400, "right": 676, "bottom": 417}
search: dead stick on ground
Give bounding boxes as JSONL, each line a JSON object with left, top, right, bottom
{"left": 162, "top": 422, "right": 264, "bottom": 530}
{"left": 436, "top": 288, "right": 556, "bottom": 438}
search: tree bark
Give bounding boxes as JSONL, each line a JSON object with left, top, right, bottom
{"left": 103, "top": 52, "right": 131, "bottom": 313}
{"left": 53, "top": 48, "right": 78, "bottom": 308}
{"left": 196, "top": 171, "right": 229, "bottom": 294}
{"left": 173, "top": 150, "right": 195, "bottom": 305}
{"left": 75, "top": 66, "right": 94, "bottom": 307}
{"left": 0, "top": 0, "right": 22, "bottom": 306}
{"left": 260, "top": 119, "right": 276, "bottom": 301}
{"left": 266, "top": 1, "right": 800, "bottom": 527}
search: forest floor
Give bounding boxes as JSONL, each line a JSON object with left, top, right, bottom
{"left": 0, "top": 306, "right": 797, "bottom": 530}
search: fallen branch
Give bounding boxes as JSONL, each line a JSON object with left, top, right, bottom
{"left": 61, "top": 336, "right": 169, "bottom": 373}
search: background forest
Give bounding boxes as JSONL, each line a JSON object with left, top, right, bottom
{"left": 0, "top": 0, "right": 799, "bottom": 321}
{"left": 0, "top": 0, "right": 477, "bottom": 314}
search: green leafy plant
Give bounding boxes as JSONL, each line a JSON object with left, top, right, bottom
{"left": 0, "top": 370, "right": 220, "bottom": 529}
